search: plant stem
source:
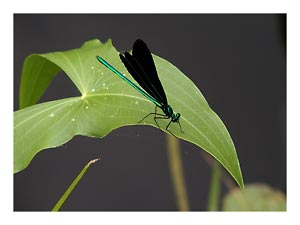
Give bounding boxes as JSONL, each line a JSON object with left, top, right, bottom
{"left": 166, "top": 134, "right": 189, "bottom": 211}
{"left": 201, "top": 152, "right": 236, "bottom": 191}
{"left": 207, "top": 160, "right": 221, "bottom": 211}
{"left": 52, "top": 158, "right": 100, "bottom": 211}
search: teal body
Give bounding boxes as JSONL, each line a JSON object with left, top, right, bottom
{"left": 96, "top": 56, "right": 162, "bottom": 107}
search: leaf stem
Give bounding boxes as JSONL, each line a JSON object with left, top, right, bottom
{"left": 207, "top": 160, "right": 221, "bottom": 211}
{"left": 52, "top": 158, "right": 100, "bottom": 211}
{"left": 201, "top": 152, "right": 236, "bottom": 191}
{"left": 166, "top": 134, "right": 189, "bottom": 211}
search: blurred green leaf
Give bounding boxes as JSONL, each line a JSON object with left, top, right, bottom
{"left": 14, "top": 39, "right": 243, "bottom": 188}
{"left": 222, "top": 183, "right": 286, "bottom": 211}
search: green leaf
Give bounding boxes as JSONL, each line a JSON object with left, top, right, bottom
{"left": 19, "top": 54, "right": 61, "bottom": 109}
{"left": 222, "top": 183, "right": 286, "bottom": 211}
{"left": 14, "top": 39, "right": 243, "bottom": 188}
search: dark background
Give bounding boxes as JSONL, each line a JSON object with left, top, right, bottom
{"left": 14, "top": 14, "right": 286, "bottom": 211}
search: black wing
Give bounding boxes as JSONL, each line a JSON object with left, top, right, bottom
{"left": 119, "top": 39, "right": 168, "bottom": 105}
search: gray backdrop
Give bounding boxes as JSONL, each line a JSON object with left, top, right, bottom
{"left": 14, "top": 14, "right": 286, "bottom": 211}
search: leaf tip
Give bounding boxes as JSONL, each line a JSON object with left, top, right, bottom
{"left": 87, "top": 158, "right": 101, "bottom": 166}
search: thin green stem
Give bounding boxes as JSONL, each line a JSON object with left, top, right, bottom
{"left": 166, "top": 134, "right": 189, "bottom": 211}
{"left": 207, "top": 161, "right": 221, "bottom": 211}
{"left": 52, "top": 158, "right": 100, "bottom": 211}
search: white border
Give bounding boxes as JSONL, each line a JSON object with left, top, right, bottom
{"left": 2, "top": 0, "right": 298, "bottom": 224}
